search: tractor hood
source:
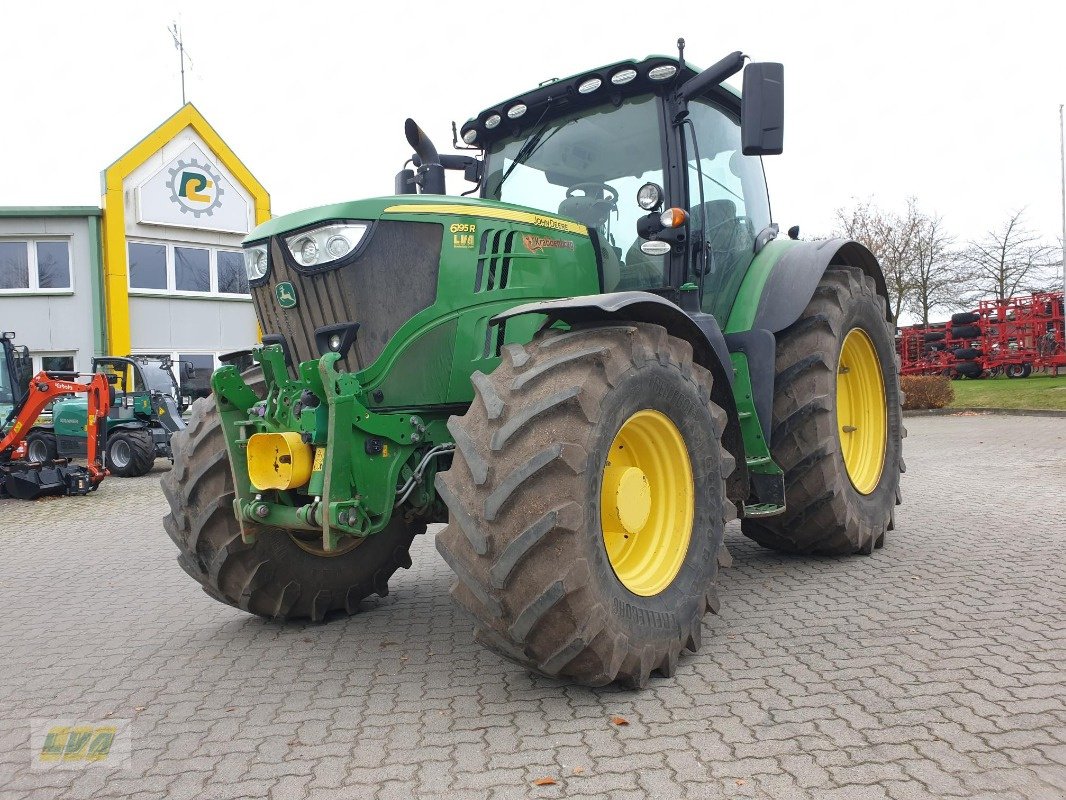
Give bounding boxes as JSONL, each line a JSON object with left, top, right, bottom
{"left": 244, "top": 194, "right": 587, "bottom": 244}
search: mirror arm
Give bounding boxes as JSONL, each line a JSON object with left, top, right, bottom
{"left": 678, "top": 51, "right": 746, "bottom": 103}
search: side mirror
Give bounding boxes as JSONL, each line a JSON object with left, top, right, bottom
{"left": 741, "top": 63, "right": 784, "bottom": 156}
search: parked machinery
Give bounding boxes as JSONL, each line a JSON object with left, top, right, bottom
{"left": 0, "top": 332, "right": 109, "bottom": 500}
{"left": 897, "top": 290, "right": 1065, "bottom": 378}
{"left": 25, "top": 355, "right": 190, "bottom": 477}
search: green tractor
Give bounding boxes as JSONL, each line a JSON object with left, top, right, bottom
{"left": 163, "top": 47, "right": 903, "bottom": 687}
{"left": 27, "top": 355, "right": 189, "bottom": 477}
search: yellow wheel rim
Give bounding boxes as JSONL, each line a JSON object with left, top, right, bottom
{"left": 836, "top": 328, "right": 888, "bottom": 494}
{"left": 600, "top": 410, "right": 694, "bottom": 596}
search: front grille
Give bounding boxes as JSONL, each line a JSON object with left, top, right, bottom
{"left": 253, "top": 220, "right": 442, "bottom": 371}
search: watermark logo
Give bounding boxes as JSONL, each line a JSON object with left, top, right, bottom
{"left": 167, "top": 157, "right": 224, "bottom": 218}
{"left": 31, "top": 719, "right": 132, "bottom": 769}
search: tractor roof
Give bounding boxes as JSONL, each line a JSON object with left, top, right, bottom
{"left": 461, "top": 55, "right": 741, "bottom": 149}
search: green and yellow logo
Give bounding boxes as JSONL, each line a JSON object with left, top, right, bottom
{"left": 38, "top": 725, "right": 116, "bottom": 764}
{"left": 275, "top": 281, "right": 298, "bottom": 309}
{"left": 166, "top": 157, "right": 223, "bottom": 219}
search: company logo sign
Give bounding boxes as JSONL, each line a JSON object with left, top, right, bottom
{"left": 167, "top": 158, "right": 224, "bottom": 219}
{"left": 275, "top": 281, "right": 298, "bottom": 309}
{"left": 521, "top": 234, "right": 575, "bottom": 254}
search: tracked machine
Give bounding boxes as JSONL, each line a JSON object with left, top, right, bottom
{"left": 163, "top": 45, "right": 904, "bottom": 687}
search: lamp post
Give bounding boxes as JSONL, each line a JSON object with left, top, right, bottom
{"left": 1060, "top": 105, "right": 1065, "bottom": 304}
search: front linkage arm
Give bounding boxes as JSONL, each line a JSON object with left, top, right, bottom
{"left": 211, "top": 345, "right": 444, "bottom": 552}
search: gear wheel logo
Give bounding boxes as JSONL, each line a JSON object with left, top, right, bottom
{"left": 166, "top": 157, "right": 224, "bottom": 218}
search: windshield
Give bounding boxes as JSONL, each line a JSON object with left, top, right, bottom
{"left": 137, "top": 361, "right": 178, "bottom": 395}
{"left": 483, "top": 94, "right": 667, "bottom": 292}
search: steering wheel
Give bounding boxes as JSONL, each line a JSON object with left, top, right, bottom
{"left": 566, "top": 182, "right": 619, "bottom": 208}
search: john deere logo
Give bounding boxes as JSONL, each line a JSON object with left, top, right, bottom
{"left": 166, "top": 157, "right": 223, "bottom": 218}
{"left": 275, "top": 282, "right": 298, "bottom": 309}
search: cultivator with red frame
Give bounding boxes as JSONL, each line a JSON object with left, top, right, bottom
{"left": 897, "top": 290, "right": 1065, "bottom": 378}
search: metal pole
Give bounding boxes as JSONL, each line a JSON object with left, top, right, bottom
{"left": 1060, "top": 104, "right": 1065, "bottom": 304}
{"left": 178, "top": 27, "right": 186, "bottom": 105}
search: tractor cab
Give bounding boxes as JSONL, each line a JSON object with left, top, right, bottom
{"left": 445, "top": 51, "right": 782, "bottom": 322}
{"left": 94, "top": 356, "right": 188, "bottom": 422}
{"left": 475, "top": 60, "right": 773, "bottom": 323}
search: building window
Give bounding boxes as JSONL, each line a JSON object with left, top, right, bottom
{"left": 40, "top": 355, "right": 76, "bottom": 374}
{"left": 129, "top": 242, "right": 168, "bottom": 290}
{"left": 175, "top": 246, "right": 210, "bottom": 292}
{"left": 128, "top": 241, "right": 250, "bottom": 297}
{"left": 0, "top": 239, "right": 72, "bottom": 291}
{"left": 217, "top": 250, "right": 249, "bottom": 294}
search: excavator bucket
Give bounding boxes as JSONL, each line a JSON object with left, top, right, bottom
{"left": 0, "top": 461, "right": 96, "bottom": 500}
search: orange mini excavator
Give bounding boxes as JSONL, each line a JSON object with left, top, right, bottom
{"left": 0, "top": 334, "right": 110, "bottom": 500}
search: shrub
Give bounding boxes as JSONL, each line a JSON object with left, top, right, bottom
{"left": 900, "top": 375, "right": 954, "bottom": 410}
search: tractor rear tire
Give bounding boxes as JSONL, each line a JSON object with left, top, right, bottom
{"left": 436, "top": 323, "right": 734, "bottom": 688}
{"left": 162, "top": 376, "right": 424, "bottom": 621}
{"left": 742, "top": 266, "right": 903, "bottom": 555}
{"left": 951, "top": 312, "right": 980, "bottom": 325}
{"left": 25, "top": 430, "right": 57, "bottom": 464}
{"left": 106, "top": 428, "right": 156, "bottom": 477}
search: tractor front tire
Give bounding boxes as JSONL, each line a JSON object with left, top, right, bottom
{"left": 436, "top": 323, "right": 734, "bottom": 688}
{"left": 162, "top": 385, "right": 424, "bottom": 621}
{"left": 742, "top": 265, "right": 903, "bottom": 555}
{"left": 106, "top": 428, "right": 156, "bottom": 477}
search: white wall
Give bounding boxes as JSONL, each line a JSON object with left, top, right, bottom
{"left": 121, "top": 126, "right": 259, "bottom": 357}
{"left": 0, "top": 215, "right": 96, "bottom": 372}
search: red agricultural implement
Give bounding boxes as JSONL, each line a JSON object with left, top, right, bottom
{"left": 897, "top": 290, "right": 1065, "bottom": 378}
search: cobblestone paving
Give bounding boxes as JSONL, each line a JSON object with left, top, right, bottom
{"left": 0, "top": 414, "right": 1064, "bottom": 799}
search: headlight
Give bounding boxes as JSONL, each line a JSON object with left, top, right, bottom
{"left": 243, "top": 245, "right": 269, "bottom": 281}
{"left": 284, "top": 223, "right": 368, "bottom": 268}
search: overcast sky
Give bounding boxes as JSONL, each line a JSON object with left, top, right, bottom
{"left": 2, "top": 0, "right": 1064, "bottom": 248}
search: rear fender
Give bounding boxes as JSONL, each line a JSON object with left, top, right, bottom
{"left": 725, "top": 237, "right": 890, "bottom": 449}
{"left": 747, "top": 238, "right": 891, "bottom": 334}
{"left": 492, "top": 292, "right": 748, "bottom": 505}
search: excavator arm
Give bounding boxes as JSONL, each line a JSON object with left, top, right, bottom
{"left": 0, "top": 371, "right": 110, "bottom": 500}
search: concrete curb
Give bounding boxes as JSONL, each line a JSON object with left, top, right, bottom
{"left": 904, "top": 407, "right": 1066, "bottom": 418}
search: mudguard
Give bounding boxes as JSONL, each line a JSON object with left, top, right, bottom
{"left": 492, "top": 292, "right": 748, "bottom": 503}
{"left": 725, "top": 236, "right": 890, "bottom": 449}
{"left": 751, "top": 238, "right": 890, "bottom": 333}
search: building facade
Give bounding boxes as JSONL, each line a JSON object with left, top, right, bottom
{"left": 0, "top": 105, "right": 269, "bottom": 399}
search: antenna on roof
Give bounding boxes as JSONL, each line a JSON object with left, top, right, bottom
{"left": 168, "top": 21, "right": 194, "bottom": 106}
{"left": 677, "top": 38, "right": 686, "bottom": 71}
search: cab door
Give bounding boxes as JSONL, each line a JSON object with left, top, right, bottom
{"left": 681, "top": 98, "right": 773, "bottom": 323}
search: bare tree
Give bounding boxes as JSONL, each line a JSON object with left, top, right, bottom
{"left": 835, "top": 198, "right": 923, "bottom": 321}
{"left": 964, "top": 210, "right": 1059, "bottom": 301}
{"left": 906, "top": 209, "right": 966, "bottom": 326}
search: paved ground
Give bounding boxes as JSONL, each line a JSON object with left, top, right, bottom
{"left": 0, "top": 414, "right": 1063, "bottom": 800}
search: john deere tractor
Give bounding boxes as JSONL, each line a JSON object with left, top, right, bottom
{"left": 27, "top": 355, "right": 188, "bottom": 477}
{"left": 163, "top": 47, "right": 903, "bottom": 688}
